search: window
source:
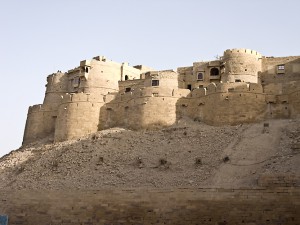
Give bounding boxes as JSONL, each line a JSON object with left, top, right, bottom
{"left": 277, "top": 64, "right": 285, "bottom": 74}
{"left": 187, "top": 84, "right": 192, "bottom": 90}
{"left": 197, "top": 72, "right": 203, "bottom": 80}
{"left": 125, "top": 87, "right": 131, "bottom": 92}
{"left": 235, "top": 79, "right": 241, "bottom": 82}
{"left": 152, "top": 80, "right": 159, "bottom": 86}
{"left": 210, "top": 68, "right": 219, "bottom": 76}
{"left": 125, "top": 75, "right": 129, "bottom": 80}
{"left": 85, "top": 67, "right": 89, "bottom": 73}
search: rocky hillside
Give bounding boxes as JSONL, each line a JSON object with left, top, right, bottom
{"left": 0, "top": 118, "right": 299, "bottom": 190}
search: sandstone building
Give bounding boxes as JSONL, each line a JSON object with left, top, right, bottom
{"left": 23, "top": 49, "right": 300, "bottom": 144}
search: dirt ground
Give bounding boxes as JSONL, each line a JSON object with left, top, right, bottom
{"left": 0, "top": 118, "right": 299, "bottom": 190}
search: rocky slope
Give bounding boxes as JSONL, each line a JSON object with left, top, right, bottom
{"left": 0, "top": 118, "right": 299, "bottom": 190}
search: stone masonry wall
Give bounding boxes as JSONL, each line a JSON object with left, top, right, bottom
{"left": 0, "top": 187, "right": 299, "bottom": 225}
{"left": 23, "top": 105, "right": 57, "bottom": 144}
{"left": 54, "top": 93, "right": 104, "bottom": 142}
{"left": 289, "top": 89, "right": 300, "bottom": 118}
{"left": 100, "top": 87, "right": 190, "bottom": 130}
{"left": 177, "top": 83, "right": 267, "bottom": 125}
{"left": 261, "top": 57, "right": 300, "bottom": 85}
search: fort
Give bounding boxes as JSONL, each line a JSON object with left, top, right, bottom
{"left": 23, "top": 48, "right": 300, "bottom": 144}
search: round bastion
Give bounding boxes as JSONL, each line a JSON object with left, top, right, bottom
{"left": 221, "top": 48, "right": 262, "bottom": 83}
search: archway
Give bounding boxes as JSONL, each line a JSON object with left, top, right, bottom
{"left": 210, "top": 68, "right": 219, "bottom": 76}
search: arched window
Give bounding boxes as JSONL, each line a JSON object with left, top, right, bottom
{"left": 197, "top": 72, "right": 203, "bottom": 80}
{"left": 125, "top": 75, "right": 129, "bottom": 80}
{"left": 210, "top": 68, "right": 219, "bottom": 76}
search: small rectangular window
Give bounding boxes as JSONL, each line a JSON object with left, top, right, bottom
{"left": 277, "top": 64, "right": 285, "bottom": 74}
{"left": 125, "top": 87, "right": 131, "bottom": 92}
{"left": 152, "top": 80, "right": 159, "bottom": 86}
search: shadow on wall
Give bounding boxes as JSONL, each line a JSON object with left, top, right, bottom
{"left": 98, "top": 87, "right": 185, "bottom": 130}
{"left": 98, "top": 82, "right": 270, "bottom": 131}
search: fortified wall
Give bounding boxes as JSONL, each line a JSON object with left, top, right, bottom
{"left": 23, "top": 49, "right": 300, "bottom": 144}
{"left": 1, "top": 176, "right": 299, "bottom": 225}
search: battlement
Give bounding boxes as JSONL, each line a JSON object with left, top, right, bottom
{"left": 61, "top": 92, "right": 105, "bottom": 103}
{"left": 28, "top": 104, "right": 55, "bottom": 113}
{"left": 190, "top": 83, "right": 264, "bottom": 98}
{"left": 28, "top": 104, "right": 44, "bottom": 113}
{"left": 224, "top": 48, "right": 262, "bottom": 58}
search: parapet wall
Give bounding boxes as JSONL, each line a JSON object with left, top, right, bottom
{"left": 1, "top": 187, "right": 299, "bottom": 225}
{"left": 223, "top": 48, "right": 262, "bottom": 57}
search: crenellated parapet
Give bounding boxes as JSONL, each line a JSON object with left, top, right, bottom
{"left": 223, "top": 48, "right": 262, "bottom": 57}
{"left": 188, "top": 82, "right": 264, "bottom": 99}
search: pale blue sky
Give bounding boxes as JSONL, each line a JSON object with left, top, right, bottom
{"left": 0, "top": 0, "right": 299, "bottom": 157}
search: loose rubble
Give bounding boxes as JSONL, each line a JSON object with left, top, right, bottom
{"left": 0, "top": 119, "right": 299, "bottom": 190}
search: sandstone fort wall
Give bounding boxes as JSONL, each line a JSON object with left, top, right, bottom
{"left": 177, "top": 83, "right": 266, "bottom": 125}
{"left": 1, "top": 186, "right": 299, "bottom": 225}
{"left": 23, "top": 105, "right": 57, "bottom": 144}
{"left": 22, "top": 49, "right": 300, "bottom": 144}
{"left": 54, "top": 93, "right": 104, "bottom": 142}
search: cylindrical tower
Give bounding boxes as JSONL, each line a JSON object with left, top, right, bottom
{"left": 43, "top": 72, "right": 68, "bottom": 109}
{"left": 54, "top": 93, "right": 104, "bottom": 142}
{"left": 78, "top": 59, "right": 124, "bottom": 95}
{"left": 221, "top": 48, "right": 262, "bottom": 83}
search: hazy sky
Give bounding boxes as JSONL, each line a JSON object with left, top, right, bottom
{"left": 1, "top": 0, "right": 299, "bottom": 157}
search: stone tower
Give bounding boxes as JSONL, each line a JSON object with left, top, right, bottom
{"left": 221, "top": 48, "right": 262, "bottom": 83}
